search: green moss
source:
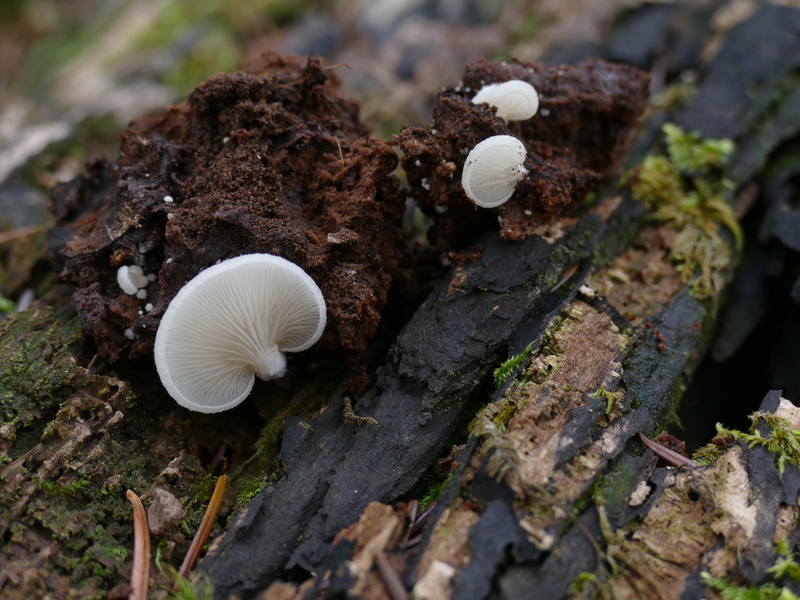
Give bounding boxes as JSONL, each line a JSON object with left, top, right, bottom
{"left": 470, "top": 403, "right": 519, "bottom": 482}
{"left": 713, "top": 412, "right": 800, "bottom": 475}
{"left": 169, "top": 569, "right": 215, "bottom": 600}
{"left": 701, "top": 572, "right": 799, "bottom": 600}
{"left": 592, "top": 385, "right": 623, "bottom": 415}
{"left": 230, "top": 471, "right": 279, "bottom": 515}
{"left": 493, "top": 342, "right": 534, "bottom": 389}
{"left": 0, "top": 307, "right": 84, "bottom": 431}
{"left": 663, "top": 123, "right": 734, "bottom": 173}
{"left": 626, "top": 123, "right": 740, "bottom": 299}
{"left": 419, "top": 473, "right": 452, "bottom": 511}
{"left": 568, "top": 571, "right": 600, "bottom": 595}
{"left": 33, "top": 476, "right": 91, "bottom": 499}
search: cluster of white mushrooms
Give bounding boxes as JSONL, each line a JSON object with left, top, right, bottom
{"left": 117, "top": 265, "right": 155, "bottom": 300}
{"left": 138, "top": 79, "right": 541, "bottom": 413}
{"left": 151, "top": 253, "right": 326, "bottom": 413}
{"left": 461, "top": 79, "right": 539, "bottom": 208}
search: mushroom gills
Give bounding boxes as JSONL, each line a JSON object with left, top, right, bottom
{"left": 154, "top": 253, "right": 326, "bottom": 413}
{"left": 461, "top": 135, "right": 528, "bottom": 208}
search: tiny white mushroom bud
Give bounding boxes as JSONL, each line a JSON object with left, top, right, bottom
{"left": 163, "top": 195, "right": 173, "bottom": 203}
{"left": 136, "top": 289, "right": 147, "bottom": 300}
{"left": 154, "top": 253, "right": 327, "bottom": 413}
{"left": 124, "top": 327, "right": 135, "bottom": 340}
{"left": 117, "top": 265, "right": 149, "bottom": 295}
{"left": 472, "top": 80, "right": 539, "bottom": 121}
{"left": 461, "top": 135, "right": 528, "bottom": 208}
{"left": 145, "top": 303, "right": 153, "bottom": 312}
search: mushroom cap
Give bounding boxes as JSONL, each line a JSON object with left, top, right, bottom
{"left": 154, "top": 253, "right": 326, "bottom": 413}
{"left": 461, "top": 135, "right": 529, "bottom": 208}
{"left": 118, "top": 265, "right": 149, "bottom": 295}
{"left": 472, "top": 80, "right": 539, "bottom": 121}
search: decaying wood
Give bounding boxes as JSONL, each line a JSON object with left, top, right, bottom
{"left": 201, "top": 5, "right": 800, "bottom": 600}
{"left": 4, "top": 4, "right": 800, "bottom": 600}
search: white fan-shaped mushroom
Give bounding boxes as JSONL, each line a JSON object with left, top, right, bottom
{"left": 471, "top": 80, "right": 539, "bottom": 121}
{"left": 154, "top": 253, "right": 326, "bottom": 413}
{"left": 461, "top": 135, "right": 528, "bottom": 208}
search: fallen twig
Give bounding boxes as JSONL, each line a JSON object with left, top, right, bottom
{"left": 0, "top": 224, "right": 42, "bottom": 245}
{"left": 178, "top": 473, "right": 228, "bottom": 579}
{"left": 638, "top": 433, "right": 698, "bottom": 469}
{"left": 126, "top": 490, "right": 150, "bottom": 600}
{"left": 375, "top": 549, "right": 407, "bottom": 600}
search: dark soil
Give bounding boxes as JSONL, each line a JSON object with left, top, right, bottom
{"left": 48, "top": 54, "right": 406, "bottom": 362}
{"left": 397, "top": 57, "right": 650, "bottom": 248}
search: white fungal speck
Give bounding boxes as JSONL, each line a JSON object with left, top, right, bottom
{"left": 472, "top": 80, "right": 539, "bottom": 121}
{"left": 540, "top": 108, "right": 550, "bottom": 117}
{"left": 145, "top": 303, "right": 154, "bottom": 312}
{"left": 147, "top": 273, "right": 156, "bottom": 282}
{"left": 414, "top": 160, "right": 421, "bottom": 167}
{"left": 136, "top": 289, "right": 147, "bottom": 300}
{"left": 421, "top": 178, "right": 430, "bottom": 191}
{"left": 118, "top": 265, "right": 149, "bottom": 295}
{"left": 435, "top": 204, "right": 448, "bottom": 214}
{"left": 138, "top": 310, "right": 143, "bottom": 315}
{"left": 461, "top": 135, "right": 528, "bottom": 208}
{"left": 124, "top": 327, "right": 135, "bottom": 340}
{"left": 167, "top": 213, "right": 174, "bottom": 221}
{"left": 524, "top": 209, "right": 532, "bottom": 216}
{"left": 431, "top": 129, "right": 438, "bottom": 135}
{"left": 163, "top": 195, "right": 173, "bottom": 203}
{"left": 223, "top": 136, "right": 230, "bottom": 143}
{"left": 166, "top": 258, "right": 173, "bottom": 264}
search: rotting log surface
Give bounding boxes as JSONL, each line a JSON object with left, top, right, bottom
{"left": 201, "top": 210, "right": 637, "bottom": 595}
{"left": 203, "top": 5, "right": 800, "bottom": 600}
{"left": 4, "top": 4, "right": 800, "bottom": 600}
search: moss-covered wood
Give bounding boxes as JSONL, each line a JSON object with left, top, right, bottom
{"left": 4, "top": 3, "right": 800, "bottom": 600}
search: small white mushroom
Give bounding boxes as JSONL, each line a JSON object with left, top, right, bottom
{"left": 471, "top": 80, "right": 539, "bottom": 121}
{"left": 461, "top": 135, "right": 528, "bottom": 208}
{"left": 117, "top": 265, "right": 149, "bottom": 295}
{"left": 154, "top": 253, "right": 327, "bottom": 413}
